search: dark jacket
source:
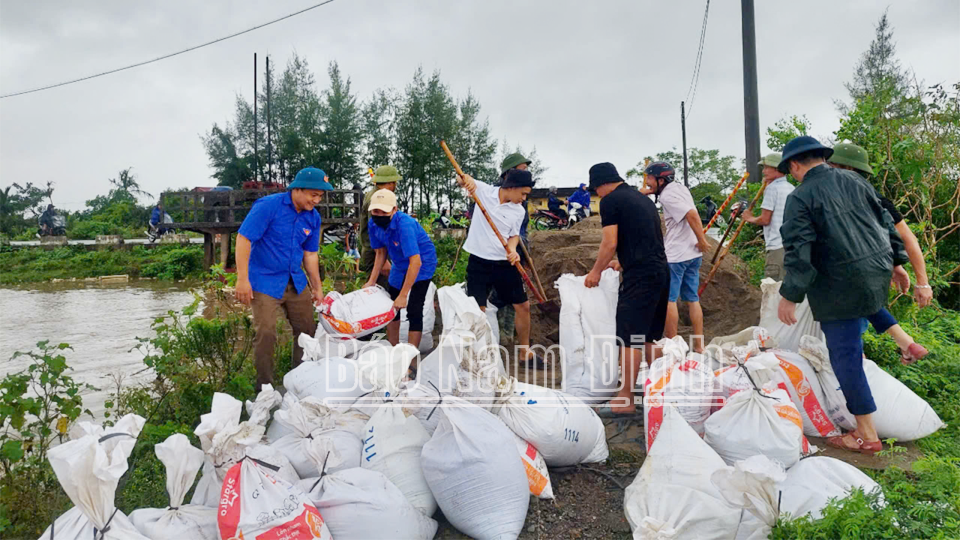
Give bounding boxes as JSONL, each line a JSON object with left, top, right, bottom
{"left": 780, "top": 164, "right": 908, "bottom": 322}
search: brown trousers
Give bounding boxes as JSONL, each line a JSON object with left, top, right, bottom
{"left": 251, "top": 281, "right": 318, "bottom": 390}
{"left": 764, "top": 247, "right": 786, "bottom": 281}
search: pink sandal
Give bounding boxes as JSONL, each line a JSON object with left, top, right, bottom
{"left": 901, "top": 343, "right": 929, "bottom": 366}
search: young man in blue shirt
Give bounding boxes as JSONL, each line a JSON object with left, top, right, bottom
{"left": 363, "top": 189, "right": 437, "bottom": 352}
{"left": 235, "top": 167, "right": 331, "bottom": 391}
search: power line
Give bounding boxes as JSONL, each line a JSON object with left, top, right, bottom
{"left": 0, "top": 0, "right": 337, "bottom": 99}
{"left": 684, "top": 0, "right": 711, "bottom": 118}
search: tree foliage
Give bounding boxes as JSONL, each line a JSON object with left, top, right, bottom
{"left": 202, "top": 55, "right": 503, "bottom": 215}
{"left": 626, "top": 147, "right": 743, "bottom": 191}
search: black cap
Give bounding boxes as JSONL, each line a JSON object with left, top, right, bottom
{"left": 778, "top": 136, "right": 834, "bottom": 174}
{"left": 501, "top": 169, "right": 535, "bottom": 189}
{"left": 588, "top": 162, "right": 624, "bottom": 190}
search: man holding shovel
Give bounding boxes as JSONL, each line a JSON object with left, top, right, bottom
{"left": 235, "top": 166, "right": 330, "bottom": 391}
{"left": 741, "top": 153, "right": 794, "bottom": 280}
{"left": 585, "top": 163, "right": 668, "bottom": 414}
{"left": 459, "top": 168, "right": 544, "bottom": 368}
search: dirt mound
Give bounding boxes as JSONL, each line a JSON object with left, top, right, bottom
{"left": 526, "top": 219, "right": 760, "bottom": 348}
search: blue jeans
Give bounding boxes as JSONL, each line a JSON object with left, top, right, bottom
{"left": 867, "top": 308, "right": 897, "bottom": 334}
{"left": 668, "top": 257, "right": 702, "bottom": 302}
{"left": 820, "top": 318, "right": 877, "bottom": 416}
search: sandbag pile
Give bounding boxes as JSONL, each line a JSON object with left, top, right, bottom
{"left": 759, "top": 278, "right": 823, "bottom": 352}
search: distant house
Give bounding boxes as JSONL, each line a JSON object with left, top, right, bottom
{"left": 527, "top": 187, "right": 600, "bottom": 214}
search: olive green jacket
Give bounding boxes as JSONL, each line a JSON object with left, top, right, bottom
{"left": 780, "top": 164, "right": 908, "bottom": 322}
{"left": 359, "top": 188, "right": 376, "bottom": 252}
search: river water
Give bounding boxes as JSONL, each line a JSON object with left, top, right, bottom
{"left": 0, "top": 281, "right": 196, "bottom": 420}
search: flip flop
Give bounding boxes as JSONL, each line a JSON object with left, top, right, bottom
{"left": 826, "top": 433, "right": 882, "bottom": 455}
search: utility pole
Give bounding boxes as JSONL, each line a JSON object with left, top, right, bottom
{"left": 741, "top": 0, "right": 761, "bottom": 182}
{"left": 253, "top": 53, "right": 258, "bottom": 183}
{"left": 266, "top": 56, "right": 273, "bottom": 185}
{"left": 681, "top": 101, "right": 689, "bottom": 187}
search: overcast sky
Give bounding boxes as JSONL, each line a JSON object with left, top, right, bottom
{"left": 1, "top": 0, "right": 957, "bottom": 210}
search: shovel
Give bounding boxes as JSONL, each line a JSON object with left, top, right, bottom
{"left": 440, "top": 141, "right": 559, "bottom": 312}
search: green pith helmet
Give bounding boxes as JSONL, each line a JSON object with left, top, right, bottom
{"left": 758, "top": 153, "right": 782, "bottom": 168}
{"left": 372, "top": 165, "right": 401, "bottom": 184}
{"left": 500, "top": 152, "right": 532, "bottom": 173}
{"left": 828, "top": 142, "right": 874, "bottom": 175}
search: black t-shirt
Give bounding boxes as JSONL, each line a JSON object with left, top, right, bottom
{"left": 878, "top": 196, "right": 903, "bottom": 225}
{"left": 599, "top": 183, "right": 667, "bottom": 274}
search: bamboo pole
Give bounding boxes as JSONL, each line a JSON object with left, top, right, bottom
{"left": 699, "top": 180, "right": 767, "bottom": 296}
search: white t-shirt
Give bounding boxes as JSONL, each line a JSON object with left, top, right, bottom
{"left": 463, "top": 181, "right": 526, "bottom": 261}
{"left": 659, "top": 181, "right": 701, "bottom": 263}
{"left": 760, "top": 176, "right": 795, "bottom": 251}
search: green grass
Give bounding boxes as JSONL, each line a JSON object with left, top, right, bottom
{"left": 0, "top": 245, "right": 204, "bottom": 284}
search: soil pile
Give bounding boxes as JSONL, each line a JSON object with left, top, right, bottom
{"left": 526, "top": 215, "right": 761, "bottom": 347}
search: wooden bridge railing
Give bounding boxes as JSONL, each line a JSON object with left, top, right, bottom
{"left": 161, "top": 189, "right": 363, "bottom": 232}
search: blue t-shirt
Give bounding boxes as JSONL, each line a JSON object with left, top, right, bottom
{"left": 238, "top": 192, "right": 321, "bottom": 299}
{"left": 368, "top": 212, "right": 437, "bottom": 289}
{"left": 150, "top": 206, "right": 162, "bottom": 226}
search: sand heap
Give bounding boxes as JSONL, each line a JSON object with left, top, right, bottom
{"left": 525, "top": 215, "right": 761, "bottom": 347}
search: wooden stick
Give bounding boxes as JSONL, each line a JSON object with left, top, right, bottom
{"left": 711, "top": 209, "right": 741, "bottom": 265}
{"left": 703, "top": 172, "right": 749, "bottom": 234}
{"left": 517, "top": 238, "right": 548, "bottom": 300}
{"left": 440, "top": 141, "right": 547, "bottom": 304}
{"left": 699, "top": 180, "right": 768, "bottom": 296}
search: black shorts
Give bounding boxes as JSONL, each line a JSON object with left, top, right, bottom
{"left": 616, "top": 267, "right": 669, "bottom": 349}
{"left": 388, "top": 279, "right": 432, "bottom": 332}
{"left": 466, "top": 254, "right": 528, "bottom": 307}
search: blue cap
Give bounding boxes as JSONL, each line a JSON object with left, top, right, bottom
{"left": 778, "top": 136, "right": 833, "bottom": 174}
{"left": 289, "top": 167, "right": 333, "bottom": 191}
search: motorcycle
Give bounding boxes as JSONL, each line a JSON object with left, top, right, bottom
{"left": 532, "top": 208, "right": 569, "bottom": 230}
{"left": 567, "top": 202, "right": 589, "bottom": 228}
{"left": 146, "top": 212, "right": 174, "bottom": 243}
{"left": 37, "top": 214, "right": 67, "bottom": 237}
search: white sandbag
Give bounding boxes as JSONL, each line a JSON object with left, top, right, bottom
{"left": 711, "top": 455, "right": 787, "bottom": 540}
{"left": 643, "top": 337, "right": 722, "bottom": 450}
{"left": 319, "top": 285, "right": 396, "bottom": 338}
{"left": 197, "top": 392, "right": 299, "bottom": 485}
{"left": 421, "top": 397, "right": 529, "bottom": 539}
{"left": 217, "top": 458, "right": 332, "bottom": 540}
{"left": 398, "top": 381, "right": 445, "bottom": 436}
{"left": 800, "top": 335, "right": 944, "bottom": 440}
{"left": 437, "top": 283, "right": 506, "bottom": 379}
{"left": 779, "top": 456, "right": 883, "bottom": 520}
{"left": 361, "top": 403, "right": 436, "bottom": 515}
{"left": 272, "top": 393, "right": 364, "bottom": 477}
{"left": 765, "top": 350, "right": 841, "bottom": 438}
{"left": 414, "top": 326, "right": 499, "bottom": 408}
{"left": 300, "top": 327, "right": 364, "bottom": 361}
{"left": 704, "top": 386, "right": 804, "bottom": 468}
{"left": 284, "top": 357, "right": 365, "bottom": 410}
{"left": 485, "top": 301, "right": 500, "bottom": 347}
{"left": 760, "top": 278, "right": 823, "bottom": 352}
{"left": 399, "top": 281, "right": 438, "bottom": 352}
{"left": 511, "top": 431, "right": 555, "bottom": 499}
{"left": 244, "top": 383, "right": 282, "bottom": 427}
{"left": 40, "top": 415, "right": 149, "bottom": 540}
{"left": 128, "top": 434, "right": 217, "bottom": 539}
{"left": 497, "top": 380, "right": 608, "bottom": 466}
{"left": 302, "top": 464, "right": 438, "bottom": 540}
{"left": 556, "top": 269, "right": 620, "bottom": 402}
{"left": 624, "top": 407, "right": 741, "bottom": 539}
{"left": 356, "top": 342, "right": 419, "bottom": 397}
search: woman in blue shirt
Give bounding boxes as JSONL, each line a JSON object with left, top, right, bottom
{"left": 363, "top": 189, "right": 437, "bottom": 354}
